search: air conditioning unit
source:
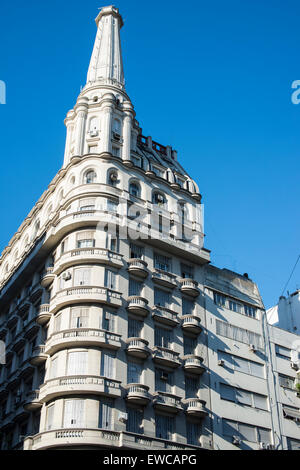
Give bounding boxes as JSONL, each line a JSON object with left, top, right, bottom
{"left": 160, "top": 372, "right": 169, "bottom": 381}
{"left": 232, "top": 436, "right": 241, "bottom": 446}
{"left": 118, "top": 412, "right": 128, "bottom": 423}
{"left": 249, "top": 344, "right": 256, "bottom": 352}
{"left": 89, "top": 129, "right": 98, "bottom": 137}
{"left": 113, "top": 132, "right": 121, "bottom": 141}
{"left": 110, "top": 172, "right": 118, "bottom": 182}
{"left": 290, "top": 361, "right": 300, "bottom": 371}
{"left": 62, "top": 271, "right": 72, "bottom": 281}
{"left": 218, "top": 359, "right": 225, "bottom": 367}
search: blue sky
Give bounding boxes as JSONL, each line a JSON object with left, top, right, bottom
{"left": 0, "top": 0, "right": 299, "bottom": 309}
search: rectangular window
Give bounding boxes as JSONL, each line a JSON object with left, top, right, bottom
{"left": 183, "top": 336, "right": 197, "bottom": 355}
{"left": 213, "top": 292, "right": 226, "bottom": 307}
{"left": 76, "top": 231, "right": 95, "bottom": 248}
{"left": 186, "top": 421, "right": 201, "bottom": 446}
{"left": 218, "top": 350, "right": 265, "bottom": 378}
{"left": 50, "top": 356, "right": 58, "bottom": 379}
{"left": 107, "top": 199, "right": 118, "bottom": 213}
{"left": 105, "top": 270, "right": 117, "bottom": 290}
{"left": 79, "top": 198, "right": 96, "bottom": 211}
{"left": 154, "top": 327, "right": 172, "bottom": 349}
{"left": 216, "top": 320, "right": 263, "bottom": 350}
{"left": 154, "top": 253, "right": 171, "bottom": 272}
{"left": 220, "top": 383, "right": 268, "bottom": 410}
{"left": 98, "top": 399, "right": 113, "bottom": 429}
{"left": 101, "top": 352, "right": 115, "bottom": 379}
{"left": 127, "top": 408, "right": 143, "bottom": 434}
{"left": 182, "top": 298, "right": 194, "bottom": 315}
{"left": 74, "top": 268, "right": 91, "bottom": 286}
{"left": 154, "top": 288, "right": 171, "bottom": 308}
{"left": 127, "top": 362, "right": 142, "bottom": 384}
{"left": 185, "top": 376, "right": 199, "bottom": 399}
{"left": 54, "top": 313, "right": 62, "bottom": 332}
{"left": 129, "top": 279, "right": 143, "bottom": 297}
{"left": 112, "top": 147, "right": 120, "bottom": 157}
{"left": 155, "top": 414, "right": 174, "bottom": 441}
{"left": 228, "top": 299, "right": 243, "bottom": 314}
{"left": 181, "top": 263, "right": 194, "bottom": 279}
{"left": 128, "top": 318, "right": 143, "bottom": 338}
{"left": 102, "top": 311, "right": 115, "bottom": 332}
{"left": 244, "top": 304, "right": 257, "bottom": 318}
{"left": 223, "top": 419, "right": 271, "bottom": 444}
{"left": 47, "top": 404, "right": 55, "bottom": 430}
{"left": 278, "top": 374, "right": 295, "bottom": 390}
{"left": 130, "top": 243, "right": 144, "bottom": 259}
{"left": 67, "top": 351, "right": 87, "bottom": 375}
{"left": 155, "top": 368, "right": 173, "bottom": 393}
{"left": 63, "top": 400, "right": 84, "bottom": 428}
{"left": 275, "top": 344, "right": 291, "bottom": 360}
{"left": 70, "top": 308, "right": 89, "bottom": 329}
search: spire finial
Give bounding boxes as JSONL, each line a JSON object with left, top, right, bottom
{"left": 86, "top": 5, "right": 124, "bottom": 87}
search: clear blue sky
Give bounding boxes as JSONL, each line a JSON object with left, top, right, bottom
{"left": 0, "top": 0, "right": 299, "bottom": 309}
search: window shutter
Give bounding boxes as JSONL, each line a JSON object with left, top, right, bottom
{"left": 127, "top": 362, "right": 142, "bottom": 384}
{"left": 129, "top": 280, "right": 143, "bottom": 297}
{"left": 99, "top": 399, "right": 113, "bottom": 429}
{"left": 101, "top": 352, "right": 115, "bottom": 379}
{"left": 128, "top": 318, "right": 142, "bottom": 338}
{"left": 47, "top": 404, "right": 55, "bottom": 430}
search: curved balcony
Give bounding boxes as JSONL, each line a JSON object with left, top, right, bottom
{"left": 181, "top": 315, "right": 202, "bottom": 335}
{"left": 54, "top": 248, "right": 123, "bottom": 275}
{"left": 183, "top": 398, "right": 208, "bottom": 419}
{"left": 39, "top": 375, "right": 122, "bottom": 402}
{"left": 152, "top": 306, "right": 179, "bottom": 327}
{"left": 126, "top": 296, "right": 149, "bottom": 318}
{"left": 153, "top": 392, "right": 183, "bottom": 413}
{"left": 45, "top": 329, "right": 121, "bottom": 355}
{"left": 41, "top": 267, "right": 55, "bottom": 288}
{"left": 179, "top": 279, "right": 200, "bottom": 297}
{"left": 24, "top": 390, "right": 42, "bottom": 411}
{"left": 152, "top": 347, "right": 181, "bottom": 368}
{"left": 152, "top": 270, "right": 177, "bottom": 289}
{"left": 126, "top": 338, "right": 150, "bottom": 359}
{"left": 49, "top": 287, "right": 122, "bottom": 314}
{"left": 125, "top": 384, "right": 151, "bottom": 405}
{"left": 24, "top": 428, "right": 202, "bottom": 451}
{"left": 127, "top": 259, "right": 148, "bottom": 279}
{"left": 183, "top": 355, "right": 206, "bottom": 375}
{"left": 30, "top": 345, "right": 48, "bottom": 365}
{"left": 36, "top": 304, "right": 51, "bottom": 325}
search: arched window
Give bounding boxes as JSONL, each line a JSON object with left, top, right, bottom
{"left": 152, "top": 192, "right": 167, "bottom": 208}
{"left": 129, "top": 182, "right": 140, "bottom": 198}
{"left": 113, "top": 119, "right": 121, "bottom": 134}
{"left": 84, "top": 170, "right": 97, "bottom": 184}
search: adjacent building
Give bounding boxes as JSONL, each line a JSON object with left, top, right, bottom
{"left": 0, "top": 5, "right": 299, "bottom": 451}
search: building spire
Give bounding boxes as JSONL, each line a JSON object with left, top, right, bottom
{"left": 86, "top": 5, "right": 125, "bottom": 88}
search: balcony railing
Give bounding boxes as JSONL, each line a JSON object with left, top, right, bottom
{"left": 36, "top": 304, "right": 51, "bottom": 325}
{"left": 50, "top": 286, "right": 122, "bottom": 313}
{"left": 55, "top": 248, "right": 123, "bottom": 274}
{"left": 152, "top": 306, "right": 179, "bottom": 327}
{"left": 39, "top": 375, "right": 122, "bottom": 402}
{"left": 45, "top": 328, "right": 121, "bottom": 355}
{"left": 179, "top": 278, "right": 200, "bottom": 297}
{"left": 126, "top": 338, "right": 150, "bottom": 359}
{"left": 183, "top": 355, "right": 206, "bottom": 375}
{"left": 127, "top": 296, "right": 149, "bottom": 317}
{"left": 152, "top": 347, "right": 181, "bottom": 368}
{"left": 183, "top": 398, "right": 208, "bottom": 419}
{"left": 152, "top": 270, "right": 177, "bottom": 288}
{"left": 23, "top": 428, "right": 202, "bottom": 450}
{"left": 125, "top": 383, "right": 151, "bottom": 405}
{"left": 153, "top": 392, "right": 183, "bottom": 413}
{"left": 181, "top": 315, "right": 202, "bottom": 335}
{"left": 30, "top": 345, "right": 48, "bottom": 365}
{"left": 41, "top": 267, "right": 55, "bottom": 288}
{"left": 127, "top": 259, "right": 148, "bottom": 278}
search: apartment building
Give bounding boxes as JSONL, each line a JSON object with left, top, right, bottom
{"left": 0, "top": 5, "right": 299, "bottom": 451}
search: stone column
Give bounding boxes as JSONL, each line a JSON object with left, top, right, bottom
{"left": 100, "top": 93, "right": 115, "bottom": 154}
{"left": 74, "top": 103, "right": 88, "bottom": 156}
{"left": 122, "top": 101, "right": 134, "bottom": 163}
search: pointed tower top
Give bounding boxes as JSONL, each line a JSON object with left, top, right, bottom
{"left": 86, "top": 5, "right": 125, "bottom": 89}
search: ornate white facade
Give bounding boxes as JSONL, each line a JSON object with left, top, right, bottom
{"left": 0, "top": 6, "right": 299, "bottom": 451}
